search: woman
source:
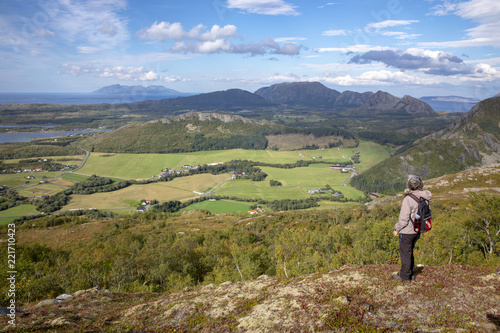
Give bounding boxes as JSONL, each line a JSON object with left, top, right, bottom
{"left": 392, "top": 175, "right": 432, "bottom": 282}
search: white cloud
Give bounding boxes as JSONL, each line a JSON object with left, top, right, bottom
{"left": 365, "top": 20, "right": 420, "bottom": 40}
{"left": 274, "top": 37, "right": 307, "bottom": 43}
{"left": 138, "top": 21, "right": 303, "bottom": 56}
{"left": 137, "top": 22, "right": 239, "bottom": 42}
{"left": 77, "top": 46, "right": 103, "bottom": 54}
{"left": 48, "top": 0, "right": 130, "bottom": 51}
{"left": 318, "top": 2, "right": 341, "bottom": 8}
{"left": 424, "top": 0, "right": 500, "bottom": 48}
{"left": 428, "top": 1, "right": 459, "bottom": 16}
{"left": 366, "top": 20, "right": 419, "bottom": 30}
{"left": 322, "top": 29, "right": 350, "bottom": 36}
{"left": 226, "top": 0, "right": 300, "bottom": 16}
{"left": 315, "top": 45, "right": 395, "bottom": 53}
{"left": 380, "top": 31, "right": 421, "bottom": 40}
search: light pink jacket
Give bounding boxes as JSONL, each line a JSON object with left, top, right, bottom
{"left": 395, "top": 189, "right": 432, "bottom": 235}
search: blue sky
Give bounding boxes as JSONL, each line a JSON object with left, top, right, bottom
{"left": 1, "top": 0, "right": 499, "bottom": 99}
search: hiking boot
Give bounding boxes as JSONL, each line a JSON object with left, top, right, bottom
{"left": 391, "top": 273, "right": 411, "bottom": 282}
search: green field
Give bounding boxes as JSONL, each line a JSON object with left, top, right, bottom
{"left": 180, "top": 200, "right": 253, "bottom": 215}
{"left": 64, "top": 174, "right": 230, "bottom": 210}
{"left": 60, "top": 173, "right": 90, "bottom": 182}
{"left": 0, "top": 205, "right": 39, "bottom": 225}
{"left": 78, "top": 142, "right": 387, "bottom": 180}
{"left": 0, "top": 171, "right": 67, "bottom": 188}
{"left": 18, "top": 184, "right": 65, "bottom": 197}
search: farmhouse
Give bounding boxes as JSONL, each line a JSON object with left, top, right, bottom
{"left": 330, "top": 164, "right": 355, "bottom": 171}
{"left": 231, "top": 171, "right": 246, "bottom": 179}
{"left": 368, "top": 193, "right": 380, "bottom": 198}
{"left": 308, "top": 189, "right": 321, "bottom": 194}
{"left": 332, "top": 192, "right": 343, "bottom": 198}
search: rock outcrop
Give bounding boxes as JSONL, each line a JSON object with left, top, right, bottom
{"left": 9, "top": 265, "right": 500, "bottom": 332}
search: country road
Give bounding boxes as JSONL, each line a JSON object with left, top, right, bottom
{"left": 10, "top": 147, "right": 90, "bottom": 192}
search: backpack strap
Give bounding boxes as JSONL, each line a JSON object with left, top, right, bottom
{"left": 406, "top": 192, "right": 421, "bottom": 203}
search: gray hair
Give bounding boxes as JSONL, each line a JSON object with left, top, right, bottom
{"left": 407, "top": 174, "right": 423, "bottom": 191}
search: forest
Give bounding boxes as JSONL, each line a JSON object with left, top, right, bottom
{"left": 1, "top": 192, "right": 498, "bottom": 305}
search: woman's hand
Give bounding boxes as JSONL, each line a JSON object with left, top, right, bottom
{"left": 393, "top": 230, "right": 398, "bottom": 236}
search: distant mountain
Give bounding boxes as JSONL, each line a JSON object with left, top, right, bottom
{"left": 420, "top": 95, "right": 479, "bottom": 113}
{"left": 254, "top": 82, "right": 341, "bottom": 107}
{"left": 351, "top": 96, "right": 500, "bottom": 194}
{"left": 255, "top": 82, "right": 435, "bottom": 116}
{"left": 137, "top": 88, "right": 277, "bottom": 111}
{"left": 355, "top": 91, "right": 436, "bottom": 116}
{"left": 92, "top": 84, "right": 185, "bottom": 96}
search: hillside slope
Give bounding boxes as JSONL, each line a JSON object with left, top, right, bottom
{"left": 351, "top": 96, "right": 500, "bottom": 193}
{"left": 9, "top": 265, "right": 500, "bottom": 332}
{"left": 78, "top": 112, "right": 280, "bottom": 153}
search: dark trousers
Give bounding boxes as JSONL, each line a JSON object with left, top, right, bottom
{"left": 399, "top": 233, "right": 420, "bottom": 280}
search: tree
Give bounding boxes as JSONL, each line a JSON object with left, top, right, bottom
{"left": 464, "top": 194, "right": 500, "bottom": 258}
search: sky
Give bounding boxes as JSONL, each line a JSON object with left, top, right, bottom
{"left": 1, "top": 0, "right": 499, "bottom": 99}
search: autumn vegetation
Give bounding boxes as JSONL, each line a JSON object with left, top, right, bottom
{"left": 1, "top": 188, "right": 498, "bottom": 308}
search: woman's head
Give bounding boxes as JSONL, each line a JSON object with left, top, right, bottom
{"left": 407, "top": 174, "right": 423, "bottom": 191}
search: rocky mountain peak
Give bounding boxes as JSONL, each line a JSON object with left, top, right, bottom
{"left": 153, "top": 111, "right": 256, "bottom": 124}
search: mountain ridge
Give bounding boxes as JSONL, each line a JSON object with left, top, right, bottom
{"left": 255, "top": 82, "right": 436, "bottom": 116}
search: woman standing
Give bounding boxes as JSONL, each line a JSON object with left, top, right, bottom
{"left": 392, "top": 175, "right": 432, "bottom": 282}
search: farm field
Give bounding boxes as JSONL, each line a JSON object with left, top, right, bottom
{"left": 77, "top": 141, "right": 389, "bottom": 180}
{"left": 180, "top": 200, "right": 254, "bottom": 215}
{"left": 0, "top": 171, "right": 68, "bottom": 188}
{"left": 60, "top": 173, "right": 90, "bottom": 182}
{"left": 18, "top": 184, "right": 65, "bottom": 197}
{"left": 212, "top": 180, "right": 364, "bottom": 201}
{"left": 63, "top": 174, "right": 230, "bottom": 211}
{"left": 260, "top": 164, "right": 350, "bottom": 186}
{"left": 0, "top": 204, "right": 38, "bottom": 225}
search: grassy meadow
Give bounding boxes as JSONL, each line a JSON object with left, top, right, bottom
{"left": 64, "top": 173, "right": 230, "bottom": 210}
{"left": 180, "top": 199, "right": 253, "bottom": 215}
{"left": 77, "top": 142, "right": 389, "bottom": 180}
{"left": 0, "top": 204, "right": 38, "bottom": 225}
{"left": 18, "top": 184, "right": 65, "bottom": 197}
{"left": 0, "top": 171, "right": 66, "bottom": 188}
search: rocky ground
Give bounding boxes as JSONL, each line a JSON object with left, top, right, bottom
{"left": 2, "top": 265, "right": 499, "bottom": 332}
